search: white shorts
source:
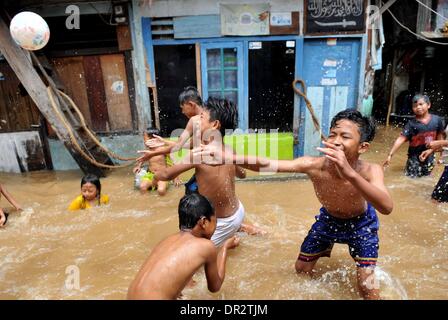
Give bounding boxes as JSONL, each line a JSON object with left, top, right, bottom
{"left": 211, "top": 201, "right": 245, "bottom": 247}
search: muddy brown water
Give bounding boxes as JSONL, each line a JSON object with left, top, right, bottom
{"left": 0, "top": 126, "right": 446, "bottom": 299}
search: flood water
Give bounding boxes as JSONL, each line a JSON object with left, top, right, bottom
{"left": 0, "top": 126, "right": 446, "bottom": 300}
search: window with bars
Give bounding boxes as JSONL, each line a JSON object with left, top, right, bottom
{"left": 205, "top": 47, "right": 238, "bottom": 104}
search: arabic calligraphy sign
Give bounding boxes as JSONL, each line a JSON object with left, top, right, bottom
{"left": 305, "top": 0, "right": 367, "bottom": 35}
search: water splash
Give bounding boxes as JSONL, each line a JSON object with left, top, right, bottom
{"left": 375, "top": 267, "right": 408, "bottom": 300}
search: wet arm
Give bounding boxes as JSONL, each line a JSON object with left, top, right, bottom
{"left": 433, "top": 140, "right": 448, "bottom": 150}
{"left": 154, "top": 163, "right": 194, "bottom": 181}
{"left": 229, "top": 154, "right": 315, "bottom": 174}
{"left": 346, "top": 164, "right": 393, "bottom": 215}
{"left": 204, "top": 246, "right": 227, "bottom": 292}
{"left": 193, "top": 144, "right": 315, "bottom": 173}
{"left": 436, "top": 131, "right": 446, "bottom": 141}
{"left": 139, "top": 120, "right": 195, "bottom": 161}
{"left": 0, "top": 185, "right": 21, "bottom": 210}
{"left": 387, "top": 135, "right": 408, "bottom": 159}
{"left": 165, "top": 156, "right": 182, "bottom": 184}
{"left": 204, "top": 237, "right": 239, "bottom": 292}
{"left": 175, "top": 118, "right": 195, "bottom": 150}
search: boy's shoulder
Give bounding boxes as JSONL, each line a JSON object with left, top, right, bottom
{"left": 358, "top": 159, "right": 382, "bottom": 176}
{"left": 186, "top": 114, "right": 201, "bottom": 127}
{"left": 196, "top": 238, "right": 218, "bottom": 259}
{"left": 178, "top": 234, "right": 216, "bottom": 258}
{"left": 428, "top": 113, "right": 443, "bottom": 122}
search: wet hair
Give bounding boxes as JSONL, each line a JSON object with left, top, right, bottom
{"left": 202, "top": 97, "right": 238, "bottom": 137}
{"left": 81, "top": 174, "right": 101, "bottom": 201}
{"left": 146, "top": 127, "right": 160, "bottom": 137}
{"left": 412, "top": 94, "right": 430, "bottom": 104}
{"left": 178, "top": 193, "right": 214, "bottom": 230}
{"left": 330, "top": 109, "right": 376, "bottom": 143}
{"left": 178, "top": 86, "right": 203, "bottom": 107}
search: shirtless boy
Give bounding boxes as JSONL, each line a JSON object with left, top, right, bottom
{"left": 127, "top": 193, "right": 239, "bottom": 299}
{"left": 153, "top": 97, "right": 260, "bottom": 246}
{"left": 194, "top": 109, "right": 393, "bottom": 299}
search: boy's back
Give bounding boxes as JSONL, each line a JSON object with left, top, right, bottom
{"left": 127, "top": 192, "right": 239, "bottom": 300}
{"left": 127, "top": 232, "right": 215, "bottom": 299}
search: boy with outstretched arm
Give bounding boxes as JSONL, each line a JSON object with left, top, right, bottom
{"left": 152, "top": 97, "right": 262, "bottom": 247}
{"left": 194, "top": 109, "right": 393, "bottom": 299}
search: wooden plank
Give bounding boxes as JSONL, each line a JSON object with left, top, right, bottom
{"left": 144, "top": 50, "right": 153, "bottom": 87}
{"left": 139, "top": 17, "right": 154, "bottom": 131}
{"left": 116, "top": 25, "right": 133, "bottom": 51}
{"left": 174, "top": 15, "right": 220, "bottom": 39}
{"left": 150, "top": 86, "right": 161, "bottom": 130}
{"left": 82, "top": 55, "right": 109, "bottom": 132}
{"left": 123, "top": 51, "right": 138, "bottom": 131}
{"left": 195, "top": 43, "right": 202, "bottom": 96}
{"left": 50, "top": 56, "right": 92, "bottom": 128}
{"left": 303, "top": 86, "right": 324, "bottom": 156}
{"left": 99, "top": 54, "right": 133, "bottom": 131}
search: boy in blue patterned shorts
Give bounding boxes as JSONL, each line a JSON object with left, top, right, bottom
{"left": 194, "top": 109, "right": 393, "bottom": 299}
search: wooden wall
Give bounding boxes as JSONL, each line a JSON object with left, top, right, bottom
{"left": 0, "top": 62, "right": 41, "bottom": 133}
{"left": 100, "top": 55, "right": 132, "bottom": 131}
{"left": 50, "top": 53, "right": 133, "bottom": 133}
{"left": 0, "top": 52, "right": 133, "bottom": 135}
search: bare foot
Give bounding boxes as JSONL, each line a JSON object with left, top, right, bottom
{"left": 239, "top": 223, "right": 267, "bottom": 235}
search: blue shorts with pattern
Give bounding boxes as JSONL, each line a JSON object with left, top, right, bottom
{"left": 298, "top": 203, "right": 379, "bottom": 268}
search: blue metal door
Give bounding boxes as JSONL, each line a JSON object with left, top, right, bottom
{"left": 299, "top": 38, "right": 361, "bottom": 156}
{"left": 201, "top": 42, "right": 245, "bottom": 130}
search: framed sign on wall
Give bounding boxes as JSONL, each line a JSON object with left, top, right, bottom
{"left": 304, "top": 0, "right": 367, "bottom": 35}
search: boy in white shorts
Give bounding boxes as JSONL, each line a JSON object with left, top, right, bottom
{"left": 152, "top": 97, "right": 262, "bottom": 246}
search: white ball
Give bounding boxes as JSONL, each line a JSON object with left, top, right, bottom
{"left": 9, "top": 11, "right": 50, "bottom": 51}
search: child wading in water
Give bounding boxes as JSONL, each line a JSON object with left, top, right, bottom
{"left": 420, "top": 124, "right": 448, "bottom": 202}
{"left": 195, "top": 109, "right": 393, "bottom": 299}
{"left": 127, "top": 193, "right": 239, "bottom": 300}
{"left": 133, "top": 127, "right": 181, "bottom": 196}
{"left": 68, "top": 174, "right": 109, "bottom": 211}
{"left": 152, "top": 97, "right": 263, "bottom": 247}
{"left": 137, "top": 86, "right": 204, "bottom": 195}
{"left": 383, "top": 94, "right": 445, "bottom": 177}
